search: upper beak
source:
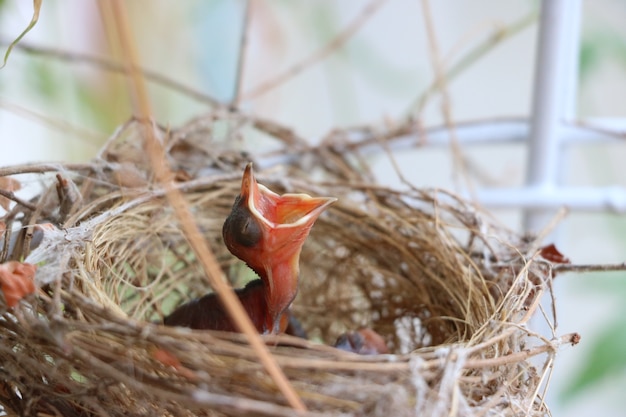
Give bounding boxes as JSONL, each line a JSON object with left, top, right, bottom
{"left": 241, "top": 163, "right": 336, "bottom": 259}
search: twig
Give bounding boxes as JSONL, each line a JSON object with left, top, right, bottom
{"left": 0, "top": 100, "right": 107, "bottom": 146}
{"left": 2, "top": 40, "right": 223, "bottom": 108}
{"left": 273, "top": 331, "right": 578, "bottom": 373}
{"left": 252, "top": 117, "right": 309, "bottom": 147}
{"left": 190, "top": 390, "right": 328, "bottom": 417}
{"left": 0, "top": 163, "right": 94, "bottom": 177}
{"left": 231, "top": 0, "right": 252, "bottom": 109}
{"left": 242, "top": 0, "right": 389, "bottom": 100}
{"left": 409, "top": 10, "right": 537, "bottom": 116}
{"left": 553, "top": 262, "right": 626, "bottom": 273}
{"left": 421, "top": 0, "right": 475, "bottom": 200}
{"left": 96, "top": 118, "right": 137, "bottom": 160}
{"left": 532, "top": 352, "right": 555, "bottom": 417}
{"left": 287, "top": 116, "right": 626, "bottom": 163}
{"left": 0, "top": 189, "right": 36, "bottom": 211}
{"left": 467, "top": 288, "right": 544, "bottom": 355}
{"left": 486, "top": 261, "right": 626, "bottom": 274}
{"left": 106, "top": 1, "right": 306, "bottom": 412}
{"left": 70, "top": 340, "right": 320, "bottom": 417}
{"left": 463, "top": 333, "right": 579, "bottom": 369}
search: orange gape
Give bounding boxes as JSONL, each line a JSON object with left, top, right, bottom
{"left": 164, "top": 164, "right": 335, "bottom": 334}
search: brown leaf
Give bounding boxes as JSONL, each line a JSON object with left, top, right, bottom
{"left": 0, "top": 177, "right": 21, "bottom": 211}
{"left": 153, "top": 348, "right": 181, "bottom": 367}
{"left": 539, "top": 243, "right": 570, "bottom": 264}
{"left": 152, "top": 348, "right": 197, "bottom": 380}
{"left": 0, "top": 261, "right": 36, "bottom": 308}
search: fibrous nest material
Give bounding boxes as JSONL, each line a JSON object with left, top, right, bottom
{"left": 0, "top": 117, "right": 577, "bottom": 416}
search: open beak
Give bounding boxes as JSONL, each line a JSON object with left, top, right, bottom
{"left": 242, "top": 164, "right": 335, "bottom": 260}
{"left": 223, "top": 163, "right": 336, "bottom": 333}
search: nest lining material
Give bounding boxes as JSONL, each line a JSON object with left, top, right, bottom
{"left": 0, "top": 119, "right": 573, "bottom": 416}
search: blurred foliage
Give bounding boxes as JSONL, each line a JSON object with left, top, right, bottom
{"left": 559, "top": 12, "right": 626, "bottom": 407}
{"left": 579, "top": 28, "right": 626, "bottom": 82}
{"left": 25, "top": 60, "right": 61, "bottom": 101}
{"left": 563, "top": 21, "right": 626, "bottom": 397}
{"left": 74, "top": 76, "right": 130, "bottom": 134}
{"left": 560, "top": 225, "right": 626, "bottom": 401}
{"left": 23, "top": 58, "right": 126, "bottom": 136}
{"left": 560, "top": 309, "right": 626, "bottom": 401}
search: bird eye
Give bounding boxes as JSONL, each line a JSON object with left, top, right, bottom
{"left": 223, "top": 202, "right": 262, "bottom": 248}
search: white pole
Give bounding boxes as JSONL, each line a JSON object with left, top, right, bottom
{"left": 523, "top": 0, "right": 582, "bottom": 233}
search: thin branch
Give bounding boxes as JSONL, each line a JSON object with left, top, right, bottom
{"left": 467, "top": 289, "right": 544, "bottom": 355}
{"left": 231, "top": 0, "right": 252, "bottom": 109}
{"left": 409, "top": 10, "right": 537, "bottom": 116}
{"left": 483, "top": 261, "right": 626, "bottom": 274}
{"left": 420, "top": 0, "right": 471, "bottom": 195}
{"left": 106, "top": 1, "right": 306, "bottom": 411}
{"left": 0, "top": 163, "right": 94, "bottom": 177}
{"left": 0, "top": 100, "right": 107, "bottom": 146}
{"left": 553, "top": 262, "right": 626, "bottom": 273}
{"left": 463, "top": 333, "right": 580, "bottom": 369}
{"left": 2, "top": 40, "right": 223, "bottom": 108}
{"left": 241, "top": 0, "right": 389, "bottom": 100}
{"left": 0, "top": 189, "right": 36, "bottom": 211}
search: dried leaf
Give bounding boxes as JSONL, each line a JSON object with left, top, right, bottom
{"left": 152, "top": 348, "right": 197, "bottom": 380}
{"left": 539, "top": 243, "right": 570, "bottom": 264}
{"left": 0, "top": 177, "right": 21, "bottom": 211}
{"left": 0, "top": 261, "right": 36, "bottom": 308}
{"left": 152, "top": 348, "right": 181, "bottom": 368}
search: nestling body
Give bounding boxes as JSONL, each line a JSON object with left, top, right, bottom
{"left": 164, "top": 164, "right": 335, "bottom": 334}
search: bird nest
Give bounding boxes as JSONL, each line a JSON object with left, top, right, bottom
{"left": 0, "top": 118, "right": 577, "bottom": 416}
